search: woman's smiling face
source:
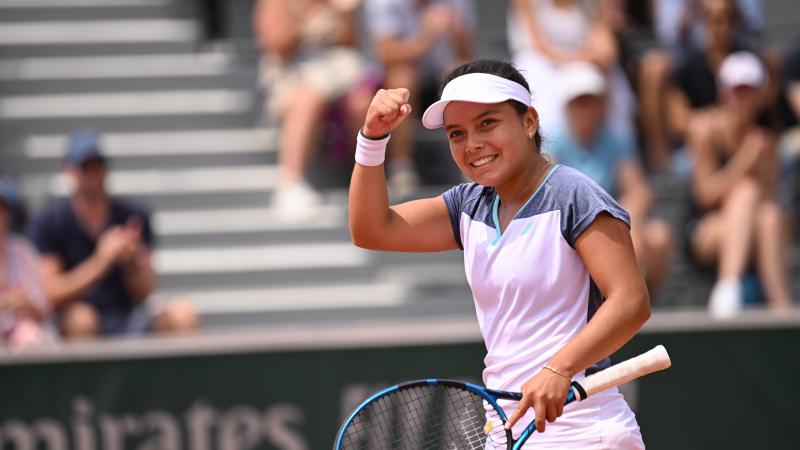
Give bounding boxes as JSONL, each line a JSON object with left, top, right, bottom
{"left": 443, "top": 100, "right": 537, "bottom": 187}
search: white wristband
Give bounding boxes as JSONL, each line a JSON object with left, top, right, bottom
{"left": 355, "top": 130, "right": 390, "bottom": 167}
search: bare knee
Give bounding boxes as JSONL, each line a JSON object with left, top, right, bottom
{"left": 60, "top": 302, "right": 99, "bottom": 340}
{"left": 756, "top": 201, "right": 785, "bottom": 234}
{"left": 383, "top": 63, "right": 418, "bottom": 91}
{"left": 725, "top": 177, "right": 761, "bottom": 206}
{"left": 691, "top": 214, "right": 723, "bottom": 264}
{"left": 645, "top": 219, "right": 674, "bottom": 256}
{"left": 153, "top": 298, "right": 199, "bottom": 334}
{"left": 639, "top": 49, "right": 672, "bottom": 85}
{"left": 285, "top": 84, "right": 326, "bottom": 116}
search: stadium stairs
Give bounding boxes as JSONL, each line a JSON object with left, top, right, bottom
{"left": 0, "top": 0, "right": 796, "bottom": 333}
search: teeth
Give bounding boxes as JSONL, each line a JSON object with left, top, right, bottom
{"left": 471, "top": 155, "right": 496, "bottom": 167}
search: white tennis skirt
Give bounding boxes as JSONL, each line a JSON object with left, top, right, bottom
{"left": 504, "top": 387, "right": 645, "bottom": 449}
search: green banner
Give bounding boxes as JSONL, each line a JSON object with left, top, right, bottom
{"left": 0, "top": 323, "right": 798, "bottom": 449}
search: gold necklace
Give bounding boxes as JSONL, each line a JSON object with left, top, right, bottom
{"left": 499, "top": 160, "right": 552, "bottom": 211}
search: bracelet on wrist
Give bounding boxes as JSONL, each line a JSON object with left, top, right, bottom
{"left": 542, "top": 363, "right": 571, "bottom": 381}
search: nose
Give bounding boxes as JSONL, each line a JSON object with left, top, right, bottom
{"left": 465, "top": 134, "right": 483, "bottom": 153}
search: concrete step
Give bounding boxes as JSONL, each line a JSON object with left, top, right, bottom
{"left": 0, "top": 0, "right": 182, "bottom": 22}
{"left": 0, "top": 41, "right": 200, "bottom": 58}
{"left": 0, "top": 112, "right": 258, "bottom": 134}
{"left": 0, "top": 53, "right": 257, "bottom": 94}
{"left": 157, "top": 280, "right": 410, "bottom": 316}
{"left": 0, "top": 89, "right": 254, "bottom": 120}
{"left": 0, "top": 128, "right": 277, "bottom": 173}
{"left": 153, "top": 204, "right": 349, "bottom": 247}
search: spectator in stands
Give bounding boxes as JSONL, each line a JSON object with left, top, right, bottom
{"left": 365, "top": 0, "right": 475, "bottom": 195}
{"left": 254, "top": 0, "right": 369, "bottom": 218}
{"left": 779, "top": 39, "right": 800, "bottom": 167}
{"left": 777, "top": 40, "right": 800, "bottom": 220}
{"left": 686, "top": 52, "right": 793, "bottom": 318}
{"left": 507, "top": 0, "right": 635, "bottom": 141}
{"left": 549, "top": 62, "right": 674, "bottom": 296}
{"left": 0, "top": 176, "right": 53, "bottom": 348}
{"left": 28, "top": 130, "right": 198, "bottom": 339}
{"left": 640, "top": 0, "right": 759, "bottom": 172}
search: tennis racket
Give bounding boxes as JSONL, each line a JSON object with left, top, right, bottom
{"left": 334, "top": 345, "right": 671, "bottom": 450}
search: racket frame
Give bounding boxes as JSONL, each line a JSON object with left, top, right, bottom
{"left": 332, "top": 378, "right": 578, "bottom": 450}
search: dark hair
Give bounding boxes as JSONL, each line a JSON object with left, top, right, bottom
{"left": 440, "top": 59, "right": 542, "bottom": 149}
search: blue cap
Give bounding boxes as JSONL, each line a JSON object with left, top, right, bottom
{"left": 65, "top": 129, "right": 104, "bottom": 166}
{"left": 0, "top": 176, "right": 19, "bottom": 208}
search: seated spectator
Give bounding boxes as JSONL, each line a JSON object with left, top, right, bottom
{"left": 365, "top": 0, "right": 474, "bottom": 195}
{"left": 778, "top": 38, "right": 800, "bottom": 196}
{"left": 507, "top": 0, "right": 635, "bottom": 142}
{"left": 549, "top": 62, "right": 674, "bottom": 296}
{"left": 254, "top": 0, "right": 370, "bottom": 218}
{"left": 27, "top": 130, "right": 198, "bottom": 339}
{"left": 0, "top": 177, "right": 53, "bottom": 348}
{"left": 686, "top": 52, "right": 793, "bottom": 318}
{"left": 644, "top": 0, "right": 761, "bottom": 173}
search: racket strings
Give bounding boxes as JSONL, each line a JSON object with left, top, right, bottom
{"left": 339, "top": 385, "right": 509, "bottom": 450}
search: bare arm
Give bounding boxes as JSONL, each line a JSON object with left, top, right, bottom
{"left": 789, "top": 82, "right": 800, "bottom": 120}
{"left": 253, "top": 0, "right": 302, "bottom": 58}
{"left": 616, "top": 161, "right": 653, "bottom": 222}
{"left": 448, "top": 9, "right": 473, "bottom": 64}
{"left": 665, "top": 86, "right": 693, "bottom": 138}
{"left": 349, "top": 88, "right": 458, "bottom": 252}
{"left": 374, "top": 5, "right": 453, "bottom": 66}
{"left": 548, "top": 214, "right": 651, "bottom": 376}
{"left": 687, "top": 113, "right": 763, "bottom": 209}
{"left": 39, "top": 253, "right": 111, "bottom": 308}
{"left": 121, "top": 247, "right": 155, "bottom": 303}
{"left": 574, "top": 21, "right": 618, "bottom": 67}
{"left": 512, "top": 0, "right": 569, "bottom": 63}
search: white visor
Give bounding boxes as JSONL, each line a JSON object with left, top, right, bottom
{"left": 421, "top": 73, "right": 533, "bottom": 129}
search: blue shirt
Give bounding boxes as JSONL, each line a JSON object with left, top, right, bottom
{"left": 547, "top": 125, "right": 637, "bottom": 198}
{"left": 27, "top": 198, "right": 153, "bottom": 315}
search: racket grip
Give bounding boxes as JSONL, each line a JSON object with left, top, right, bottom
{"left": 511, "top": 383, "right": 580, "bottom": 450}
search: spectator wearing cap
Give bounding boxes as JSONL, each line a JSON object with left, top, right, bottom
{"left": 27, "top": 130, "right": 198, "bottom": 339}
{"left": 656, "top": 0, "right": 765, "bottom": 173}
{"left": 549, "top": 62, "right": 674, "bottom": 297}
{"left": 0, "top": 176, "right": 53, "bottom": 348}
{"left": 364, "top": 0, "right": 475, "bottom": 196}
{"left": 507, "top": 0, "right": 636, "bottom": 143}
{"left": 686, "top": 51, "right": 793, "bottom": 318}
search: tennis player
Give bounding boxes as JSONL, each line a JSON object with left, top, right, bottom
{"left": 349, "top": 59, "right": 651, "bottom": 448}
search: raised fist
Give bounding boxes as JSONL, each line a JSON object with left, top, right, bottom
{"left": 362, "top": 88, "right": 413, "bottom": 139}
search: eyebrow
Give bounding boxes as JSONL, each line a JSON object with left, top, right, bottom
{"left": 444, "top": 109, "right": 500, "bottom": 131}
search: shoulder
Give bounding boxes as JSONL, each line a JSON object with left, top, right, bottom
{"left": 6, "top": 234, "right": 37, "bottom": 256}
{"left": 543, "top": 165, "right": 630, "bottom": 243}
{"left": 545, "top": 165, "right": 599, "bottom": 193}
{"left": 111, "top": 199, "right": 151, "bottom": 220}
{"left": 29, "top": 198, "right": 70, "bottom": 228}
{"left": 443, "top": 182, "right": 492, "bottom": 213}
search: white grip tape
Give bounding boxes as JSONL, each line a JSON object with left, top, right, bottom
{"left": 355, "top": 131, "right": 390, "bottom": 167}
{"left": 580, "top": 345, "right": 672, "bottom": 398}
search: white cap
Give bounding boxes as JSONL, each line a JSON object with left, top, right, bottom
{"left": 559, "top": 61, "right": 607, "bottom": 102}
{"left": 421, "top": 73, "right": 533, "bottom": 129}
{"left": 718, "top": 51, "right": 766, "bottom": 89}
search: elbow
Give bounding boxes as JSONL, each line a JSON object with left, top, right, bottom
{"left": 635, "top": 289, "right": 652, "bottom": 327}
{"left": 349, "top": 223, "right": 379, "bottom": 250}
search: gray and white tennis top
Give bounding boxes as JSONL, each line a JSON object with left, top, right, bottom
{"left": 442, "top": 164, "right": 630, "bottom": 392}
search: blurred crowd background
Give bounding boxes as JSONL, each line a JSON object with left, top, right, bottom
{"left": 0, "top": 0, "right": 799, "bottom": 348}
